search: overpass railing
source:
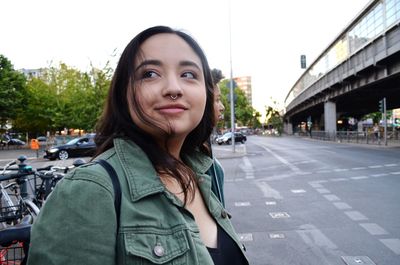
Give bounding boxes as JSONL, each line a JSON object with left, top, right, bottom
{"left": 304, "top": 130, "right": 400, "bottom": 146}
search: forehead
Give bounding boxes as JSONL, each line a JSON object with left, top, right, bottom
{"left": 136, "top": 33, "right": 203, "bottom": 68}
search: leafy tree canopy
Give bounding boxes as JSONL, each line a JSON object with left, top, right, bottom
{"left": 0, "top": 54, "right": 27, "bottom": 130}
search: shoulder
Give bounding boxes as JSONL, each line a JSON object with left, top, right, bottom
{"left": 62, "top": 150, "right": 120, "bottom": 195}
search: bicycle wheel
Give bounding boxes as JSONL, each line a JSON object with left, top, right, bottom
{"left": 17, "top": 199, "right": 40, "bottom": 223}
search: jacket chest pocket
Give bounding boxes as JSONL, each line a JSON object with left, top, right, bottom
{"left": 123, "top": 228, "right": 190, "bottom": 265}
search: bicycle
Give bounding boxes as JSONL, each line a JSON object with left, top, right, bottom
{"left": 0, "top": 215, "right": 32, "bottom": 265}
{"left": 0, "top": 158, "right": 40, "bottom": 226}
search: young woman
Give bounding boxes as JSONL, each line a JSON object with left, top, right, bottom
{"left": 27, "top": 26, "right": 248, "bottom": 265}
{"left": 208, "top": 69, "right": 226, "bottom": 206}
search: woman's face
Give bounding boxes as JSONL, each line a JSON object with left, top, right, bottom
{"left": 129, "top": 33, "right": 207, "bottom": 141}
{"left": 213, "top": 84, "right": 225, "bottom": 123}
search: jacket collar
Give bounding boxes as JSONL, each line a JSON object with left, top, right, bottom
{"left": 113, "top": 138, "right": 213, "bottom": 202}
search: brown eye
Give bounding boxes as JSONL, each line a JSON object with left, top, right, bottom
{"left": 142, "top": 71, "right": 158, "bottom": 79}
{"left": 182, "top": 72, "right": 196, "bottom": 79}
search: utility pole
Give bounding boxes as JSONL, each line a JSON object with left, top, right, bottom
{"left": 228, "top": 0, "right": 235, "bottom": 152}
{"left": 379, "top": 98, "right": 387, "bottom": 146}
{"left": 383, "top": 97, "right": 387, "bottom": 146}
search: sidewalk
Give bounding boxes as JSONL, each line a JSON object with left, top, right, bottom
{"left": 297, "top": 135, "right": 400, "bottom": 148}
{"left": 212, "top": 143, "right": 247, "bottom": 159}
{"left": 0, "top": 144, "right": 247, "bottom": 160}
{"left": 0, "top": 148, "right": 42, "bottom": 162}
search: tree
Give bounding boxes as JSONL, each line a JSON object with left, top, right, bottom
{"left": 265, "top": 103, "right": 283, "bottom": 135}
{"left": 13, "top": 77, "right": 56, "bottom": 135}
{"left": 218, "top": 79, "right": 258, "bottom": 128}
{"left": 0, "top": 55, "right": 27, "bottom": 130}
{"left": 14, "top": 63, "right": 111, "bottom": 135}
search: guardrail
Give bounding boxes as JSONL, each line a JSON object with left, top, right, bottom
{"left": 300, "top": 130, "right": 400, "bottom": 146}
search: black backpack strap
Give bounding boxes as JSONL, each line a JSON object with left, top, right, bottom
{"left": 95, "top": 159, "right": 121, "bottom": 228}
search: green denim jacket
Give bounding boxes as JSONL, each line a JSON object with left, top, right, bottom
{"left": 27, "top": 138, "right": 248, "bottom": 265}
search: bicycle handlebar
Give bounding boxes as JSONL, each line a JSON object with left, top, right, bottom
{"left": 36, "top": 165, "right": 54, "bottom": 171}
{"left": 0, "top": 171, "right": 32, "bottom": 182}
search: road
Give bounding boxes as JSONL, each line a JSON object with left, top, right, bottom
{"left": 1, "top": 136, "right": 399, "bottom": 264}
{"left": 218, "top": 135, "right": 400, "bottom": 265}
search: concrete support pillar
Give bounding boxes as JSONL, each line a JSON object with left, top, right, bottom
{"left": 284, "top": 121, "right": 293, "bottom": 135}
{"left": 357, "top": 121, "right": 363, "bottom": 132}
{"left": 324, "top": 101, "right": 337, "bottom": 136}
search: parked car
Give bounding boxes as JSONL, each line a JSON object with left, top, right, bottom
{"left": 44, "top": 134, "right": 96, "bottom": 160}
{"left": 6, "top": 138, "right": 26, "bottom": 146}
{"left": 216, "top": 132, "right": 247, "bottom": 145}
{"left": 37, "top": 136, "right": 47, "bottom": 142}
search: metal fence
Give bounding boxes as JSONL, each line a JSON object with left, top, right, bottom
{"left": 301, "top": 130, "right": 400, "bottom": 146}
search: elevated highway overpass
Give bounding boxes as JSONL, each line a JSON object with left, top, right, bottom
{"left": 284, "top": 0, "right": 400, "bottom": 135}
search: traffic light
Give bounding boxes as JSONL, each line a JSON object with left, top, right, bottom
{"left": 300, "top": 55, "right": 306, "bottom": 69}
{"left": 394, "top": 118, "right": 400, "bottom": 127}
{"left": 379, "top": 99, "right": 384, "bottom": 113}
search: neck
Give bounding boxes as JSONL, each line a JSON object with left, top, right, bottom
{"left": 157, "top": 136, "right": 185, "bottom": 161}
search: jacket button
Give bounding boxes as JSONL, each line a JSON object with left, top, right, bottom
{"left": 153, "top": 244, "right": 165, "bottom": 257}
{"left": 221, "top": 210, "right": 228, "bottom": 218}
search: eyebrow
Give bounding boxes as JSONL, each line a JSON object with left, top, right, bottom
{"left": 134, "top": 59, "right": 202, "bottom": 72}
{"left": 179, "top": 60, "right": 202, "bottom": 71}
{"left": 135, "top": 59, "right": 162, "bottom": 72}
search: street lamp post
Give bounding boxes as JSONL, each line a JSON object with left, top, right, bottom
{"left": 228, "top": 0, "right": 235, "bottom": 152}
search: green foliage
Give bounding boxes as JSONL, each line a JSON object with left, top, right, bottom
{"left": 13, "top": 62, "right": 111, "bottom": 135}
{"left": 219, "top": 79, "right": 259, "bottom": 128}
{"left": 265, "top": 105, "right": 283, "bottom": 135}
{"left": 361, "top": 110, "right": 393, "bottom": 123}
{"left": 0, "top": 55, "right": 27, "bottom": 130}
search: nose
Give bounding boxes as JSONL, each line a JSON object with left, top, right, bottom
{"left": 163, "top": 74, "right": 183, "bottom": 99}
{"left": 219, "top": 102, "right": 225, "bottom": 112}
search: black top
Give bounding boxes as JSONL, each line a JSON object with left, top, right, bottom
{"left": 207, "top": 225, "right": 247, "bottom": 265}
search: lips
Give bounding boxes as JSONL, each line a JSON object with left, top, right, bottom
{"left": 155, "top": 104, "right": 188, "bottom": 114}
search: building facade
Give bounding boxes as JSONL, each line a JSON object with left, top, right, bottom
{"left": 233, "top": 76, "right": 252, "bottom": 106}
{"left": 19, "top": 68, "right": 43, "bottom": 79}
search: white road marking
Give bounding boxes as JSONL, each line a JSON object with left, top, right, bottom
{"left": 330, "top": 178, "right": 348, "bottom": 182}
{"left": 297, "top": 224, "right": 338, "bottom": 250}
{"left": 323, "top": 194, "right": 340, "bottom": 201}
{"left": 334, "top": 168, "right": 349, "bottom": 172}
{"left": 359, "top": 223, "right": 388, "bottom": 235}
{"left": 351, "top": 167, "right": 366, "bottom": 170}
{"left": 371, "top": 173, "right": 389, "bottom": 177}
{"left": 255, "top": 181, "right": 283, "bottom": 199}
{"left": 316, "top": 188, "right": 331, "bottom": 194}
{"left": 269, "top": 212, "right": 290, "bottom": 218}
{"left": 333, "top": 202, "right": 352, "bottom": 210}
{"left": 260, "top": 145, "right": 301, "bottom": 173}
{"left": 368, "top": 165, "right": 383, "bottom": 168}
{"left": 309, "top": 182, "right": 324, "bottom": 188}
{"left": 380, "top": 238, "right": 400, "bottom": 255}
{"left": 350, "top": 176, "right": 369, "bottom": 180}
{"left": 344, "top": 211, "right": 368, "bottom": 221}
{"left": 269, "top": 233, "right": 285, "bottom": 239}
{"left": 238, "top": 233, "right": 253, "bottom": 242}
{"left": 234, "top": 202, "right": 251, "bottom": 207}
{"left": 291, "top": 189, "right": 306, "bottom": 193}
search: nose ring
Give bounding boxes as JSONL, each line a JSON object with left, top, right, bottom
{"left": 170, "top": 95, "right": 178, "bottom": 100}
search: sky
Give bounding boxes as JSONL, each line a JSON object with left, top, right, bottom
{"left": 1, "top": 0, "right": 371, "bottom": 119}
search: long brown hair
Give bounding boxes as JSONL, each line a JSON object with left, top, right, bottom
{"left": 94, "top": 26, "right": 214, "bottom": 204}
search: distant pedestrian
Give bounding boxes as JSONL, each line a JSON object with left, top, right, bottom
{"left": 206, "top": 68, "right": 226, "bottom": 206}
{"left": 373, "top": 123, "right": 379, "bottom": 140}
